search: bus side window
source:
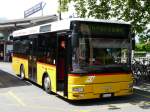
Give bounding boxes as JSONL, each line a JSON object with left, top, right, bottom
{"left": 37, "top": 33, "right": 57, "bottom": 65}
{"left": 37, "top": 35, "right": 46, "bottom": 63}
{"left": 47, "top": 34, "right": 57, "bottom": 64}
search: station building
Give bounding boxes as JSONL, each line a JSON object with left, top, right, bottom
{"left": 0, "top": 15, "right": 58, "bottom": 61}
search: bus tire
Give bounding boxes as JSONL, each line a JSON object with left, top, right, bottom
{"left": 43, "top": 75, "right": 52, "bottom": 94}
{"left": 20, "top": 65, "right": 25, "bottom": 80}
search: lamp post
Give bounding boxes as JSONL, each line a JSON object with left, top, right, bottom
{"left": 59, "top": 0, "right": 62, "bottom": 20}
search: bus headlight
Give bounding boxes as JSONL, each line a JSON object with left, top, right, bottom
{"left": 73, "top": 87, "right": 84, "bottom": 92}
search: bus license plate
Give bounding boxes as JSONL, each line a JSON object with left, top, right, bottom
{"left": 102, "top": 93, "right": 112, "bottom": 98}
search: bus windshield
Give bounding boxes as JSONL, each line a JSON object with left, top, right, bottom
{"left": 71, "top": 36, "right": 130, "bottom": 74}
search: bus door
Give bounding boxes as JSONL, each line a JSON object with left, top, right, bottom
{"left": 28, "top": 36, "right": 38, "bottom": 82}
{"left": 56, "top": 33, "right": 68, "bottom": 97}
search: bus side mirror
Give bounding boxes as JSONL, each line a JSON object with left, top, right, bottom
{"left": 131, "top": 33, "right": 135, "bottom": 50}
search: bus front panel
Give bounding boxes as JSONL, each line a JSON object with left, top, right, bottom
{"left": 67, "top": 73, "right": 133, "bottom": 100}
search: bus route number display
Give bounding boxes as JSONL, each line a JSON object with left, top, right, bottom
{"left": 80, "top": 23, "right": 129, "bottom": 38}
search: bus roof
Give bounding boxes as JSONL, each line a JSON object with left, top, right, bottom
{"left": 13, "top": 18, "right": 130, "bottom": 37}
{"left": 70, "top": 18, "right": 130, "bottom": 25}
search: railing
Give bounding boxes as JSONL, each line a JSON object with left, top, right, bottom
{"left": 132, "top": 57, "right": 150, "bottom": 84}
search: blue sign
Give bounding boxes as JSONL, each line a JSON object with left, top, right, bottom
{"left": 24, "top": 2, "right": 45, "bottom": 18}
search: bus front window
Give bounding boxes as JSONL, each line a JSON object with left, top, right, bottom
{"left": 71, "top": 37, "right": 130, "bottom": 73}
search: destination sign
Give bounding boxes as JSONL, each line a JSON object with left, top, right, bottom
{"left": 24, "top": 2, "right": 44, "bottom": 18}
{"left": 80, "top": 22, "right": 130, "bottom": 38}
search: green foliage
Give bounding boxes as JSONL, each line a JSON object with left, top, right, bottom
{"left": 111, "top": 0, "right": 150, "bottom": 34}
{"left": 74, "top": 0, "right": 87, "bottom": 18}
{"left": 60, "top": 0, "right": 150, "bottom": 44}
{"left": 144, "top": 44, "right": 150, "bottom": 52}
{"left": 87, "top": 0, "right": 111, "bottom": 19}
{"left": 135, "top": 43, "right": 143, "bottom": 51}
{"left": 139, "top": 34, "right": 150, "bottom": 44}
{"left": 135, "top": 43, "right": 150, "bottom": 52}
{"left": 59, "top": 0, "right": 71, "bottom": 12}
{"left": 137, "top": 28, "right": 150, "bottom": 52}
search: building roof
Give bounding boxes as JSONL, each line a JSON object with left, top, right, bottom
{"left": 0, "top": 15, "right": 58, "bottom": 31}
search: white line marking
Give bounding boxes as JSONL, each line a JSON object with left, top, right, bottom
{"left": 8, "top": 91, "right": 26, "bottom": 106}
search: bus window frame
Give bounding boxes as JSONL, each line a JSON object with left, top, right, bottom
{"left": 69, "top": 22, "right": 132, "bottom": 74}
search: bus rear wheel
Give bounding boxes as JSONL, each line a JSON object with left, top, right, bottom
{"left": 20, "top": 65, "right": 25, "bottom": 80}
{"left": 43, "top": 75, "right": 52, "bottom": 94}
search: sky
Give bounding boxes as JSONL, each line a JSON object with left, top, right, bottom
{"left": 0, "top": 0, "right": 60, "bottom": 20}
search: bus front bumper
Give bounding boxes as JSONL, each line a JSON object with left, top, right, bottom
{"left": 68, "top": 82, "right": 133, "bottom": 100}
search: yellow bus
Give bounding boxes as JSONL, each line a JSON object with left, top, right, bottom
{"left": 12, "top": 18, "right": 134, "bottom": 100}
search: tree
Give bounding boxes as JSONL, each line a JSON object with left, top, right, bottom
{"left": 60, "top": 0, "right": 150, "bottom": 43}
{"left": 135, "top": 43, "right": 150, "bottom": 52}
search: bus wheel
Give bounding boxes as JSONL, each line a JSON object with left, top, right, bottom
{"left": 43, "top": 75, "right": 51, "bottom": 94}
{"left": 20, "top": 65, "right": 25, "bottom": 80}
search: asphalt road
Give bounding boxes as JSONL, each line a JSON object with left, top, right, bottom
{"left": 0, "top": 62, "right": 150, "bottom": 112}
